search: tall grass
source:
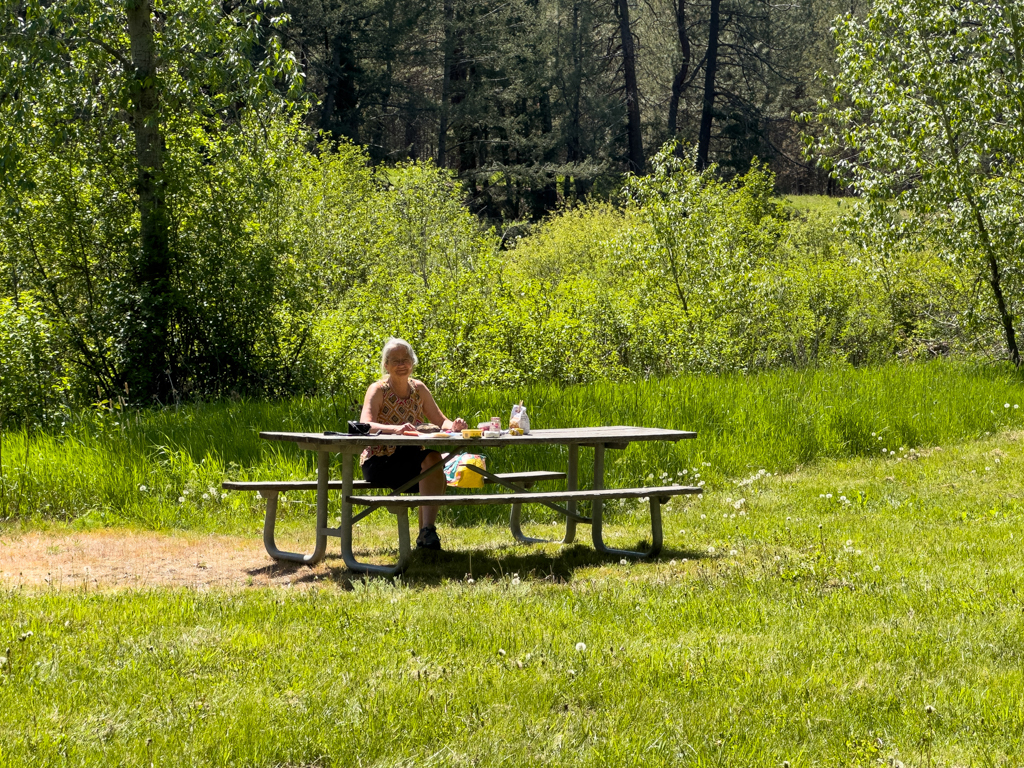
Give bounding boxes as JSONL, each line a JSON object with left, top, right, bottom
{"left": 1, "top": 361, "right": 1022, "bottom": 529}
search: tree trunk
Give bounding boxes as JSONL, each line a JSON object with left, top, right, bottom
{"left": 969, "top": 203, "right": 1021, "bottom": 365}
{"left": 696, "top": 0, "right": 721, "bottom": 170}
{"left": 125, "top": 0, "right": 172, "bottom": 402}
{"left": 319, "top": 30, "right": 340, "bottom": 134}
{"left": 437, "top": 0, "right": 455, "bottom": 168}
{"left": 614, "top": 0, "right": 644, "bottom": 173}
{"left": 667, "top": 0, "right": 691, "bottom": 138}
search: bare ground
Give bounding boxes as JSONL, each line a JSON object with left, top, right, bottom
{"left": 0, "top": 529, "right": 349, "bottom": 592}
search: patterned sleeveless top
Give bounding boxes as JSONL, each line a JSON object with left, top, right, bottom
{"left": 360, "top": 377, "right": 426, "bottom": 464}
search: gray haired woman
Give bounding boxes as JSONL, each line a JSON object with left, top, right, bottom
{"left": 359, "top": 337, "right": 467, "bottom": 550}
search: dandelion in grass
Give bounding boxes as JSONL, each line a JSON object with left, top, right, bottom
{"left": 177, "top": 497, "right": 185, "bottom": 503}
{"left": 1006, "top": 403, "right": 1011, "bottom": 409}
{"left": 708, "top": 546, "right": 716, "bottom": 554}
{"left": 467, "top": 578, "right": 475, "bottom": 585}
{"left": 846, "top": 540, "right": 853, "bottom": 547}
{"left": 139, "top": 485, "right": 148, "bottom": 492}
{"left": 498, "top": 648, "right": 506, "bottom": 656}
{"left": 700, "top": 514, "right": 706, "bottom": 519}
{"left": 669, "top": 559, "right": 677, "bottom": 566}
{"left": 575, "top": 642, "right": 587, "bottom": 652}
{"left": 873, "top": 565, "right": 881, "bottom": 572}
{"left": 698, "top": 481, "right": 705, "bottom": 487}
{"left": 730, "top": 550, "right": 738, "bottom": 556}
{"left": 511, "top": 576, "right": 521, "bottom": 585}
{"left": 201, "top": 493, "right": 209, "bottom": 500}
{"left": 620, "top": 559, "right": 628, "bottom": 565}
{"left": 825, "top": 493, "right": 832, "bottom": 500}
{"left": 733, "top": 498, "right": 745, "bottom": 510}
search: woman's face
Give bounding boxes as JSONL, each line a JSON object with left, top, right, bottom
{"left": 384, "top": 347, "right": 414, "bottom": 377}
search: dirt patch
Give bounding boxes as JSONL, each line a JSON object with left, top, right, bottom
{"left": 0, "top": 529, "right": 348, "bottom": 592}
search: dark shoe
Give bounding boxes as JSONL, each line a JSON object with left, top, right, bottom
{"left": 416, "top": 525, "right": 442, "bottom": 551}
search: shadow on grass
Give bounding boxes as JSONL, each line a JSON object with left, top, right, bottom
{"left": 246, "top": 543, "right": 710, "bottom": 588}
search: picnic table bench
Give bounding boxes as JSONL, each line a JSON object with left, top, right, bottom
{"left": 229, "top": 426, "right": 700, "bottom": 576}
{"left": 223, "top": 471, "right": 567, "bottom": 565}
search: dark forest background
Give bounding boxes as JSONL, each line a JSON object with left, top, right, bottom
{"left": 282, "top": 0, "right": 861, "bottom": 219}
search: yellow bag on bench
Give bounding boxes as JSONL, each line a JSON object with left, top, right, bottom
{"left": 444, "top": 454, "right": 486, "bottom": 488}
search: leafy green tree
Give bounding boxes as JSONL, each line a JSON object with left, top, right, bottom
{"left": 809, "top": 0, "right": 1024, "bottom": 364}
{"left": 0, "top": 0, "right": 303, "bottom": 400}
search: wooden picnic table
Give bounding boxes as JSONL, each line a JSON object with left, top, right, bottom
{"left": 248, "top": 426, "right": 699, "bottom": 575}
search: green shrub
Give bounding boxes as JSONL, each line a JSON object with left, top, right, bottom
{"left": 0, "top": 294, "right": 69, "bottom": 428}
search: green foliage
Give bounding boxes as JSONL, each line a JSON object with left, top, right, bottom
{"left": 0, "top": 0, "right": 306, "bottom": 400}
{"left": 808, "top": 0, "right": 1024, "bottom": 363}
{"left": 0, "top": 294, "right": 69, "bottom": 428}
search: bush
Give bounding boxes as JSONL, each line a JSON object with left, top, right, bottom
{"left": 0, "top": 295, "right": 69, "bottom": 428}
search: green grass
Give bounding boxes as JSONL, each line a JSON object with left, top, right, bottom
{"left": 2, "top": 360, "right": 1023, "bottom": 530}
{"left": 2, "top": 427, "right": 1023, "bottom": 766}
{"left": 782, "top": 194, "right": 853, "bottom": 219}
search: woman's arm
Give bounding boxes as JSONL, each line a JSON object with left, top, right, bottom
{"left": 416, "top": 382, "right": 467, "bottom": 432}
{"left": 360, "top": 383, "right": 416, "bottom": 435}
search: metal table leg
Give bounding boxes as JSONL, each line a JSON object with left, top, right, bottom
{"left": 590, "top": 443, "right": 663, "bottom": 559}
{"left": 259, "top": 450, "right": 330, "bottom": 565}
{"left": 338, "top": 449, "right": 412, "bottom": 576}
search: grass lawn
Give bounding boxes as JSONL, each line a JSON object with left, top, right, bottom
{"left": 2, "top": 426, "right": 1022, "bottom": 766}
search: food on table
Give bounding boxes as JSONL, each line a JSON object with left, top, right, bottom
{"left": 462, "top": 429, "right": 483, "bottom": 438}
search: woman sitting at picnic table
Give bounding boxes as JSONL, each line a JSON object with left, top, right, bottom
{"left": 359, "top": 337, "right": 467, "bottom": 551}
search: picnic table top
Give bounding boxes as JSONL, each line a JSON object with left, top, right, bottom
{"left": 260, "top": 425, "right": 697, "bottom": 448}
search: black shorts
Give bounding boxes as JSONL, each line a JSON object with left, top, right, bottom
{"left": 361, "top": 446, "right": 439, "bottom": 491}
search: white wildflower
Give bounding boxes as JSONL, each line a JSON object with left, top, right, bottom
{"left": 575, "top": 642, "right": 587, "bottom": 652}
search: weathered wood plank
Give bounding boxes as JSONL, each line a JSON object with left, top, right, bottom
{"left": 222, "top": 470, "right": 567, "bottom": 493}
{"left": 260, "top": 426, "right": 697, "bottom": 449}
{"left": 347, "top": 485, "right": 701, "bottom": 507}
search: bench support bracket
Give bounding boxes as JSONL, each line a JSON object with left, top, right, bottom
{"left": 590, "top": 444, "right": 663, "bottom": 558}
{"left": 256, "top": 451, "right": 331, "bottom": 565}
{"left": 339, "top": 451, "right": 412, "bottom": 576}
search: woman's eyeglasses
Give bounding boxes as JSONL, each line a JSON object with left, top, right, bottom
{"left": 388, "top": 357, "right": 412, "bottom": 366}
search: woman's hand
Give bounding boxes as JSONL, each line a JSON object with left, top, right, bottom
{"left": 395, "top": 422, "right": 417, "bottom": 435}
{"left": 450, "top": 417, "right": 467, "bottom": 431}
